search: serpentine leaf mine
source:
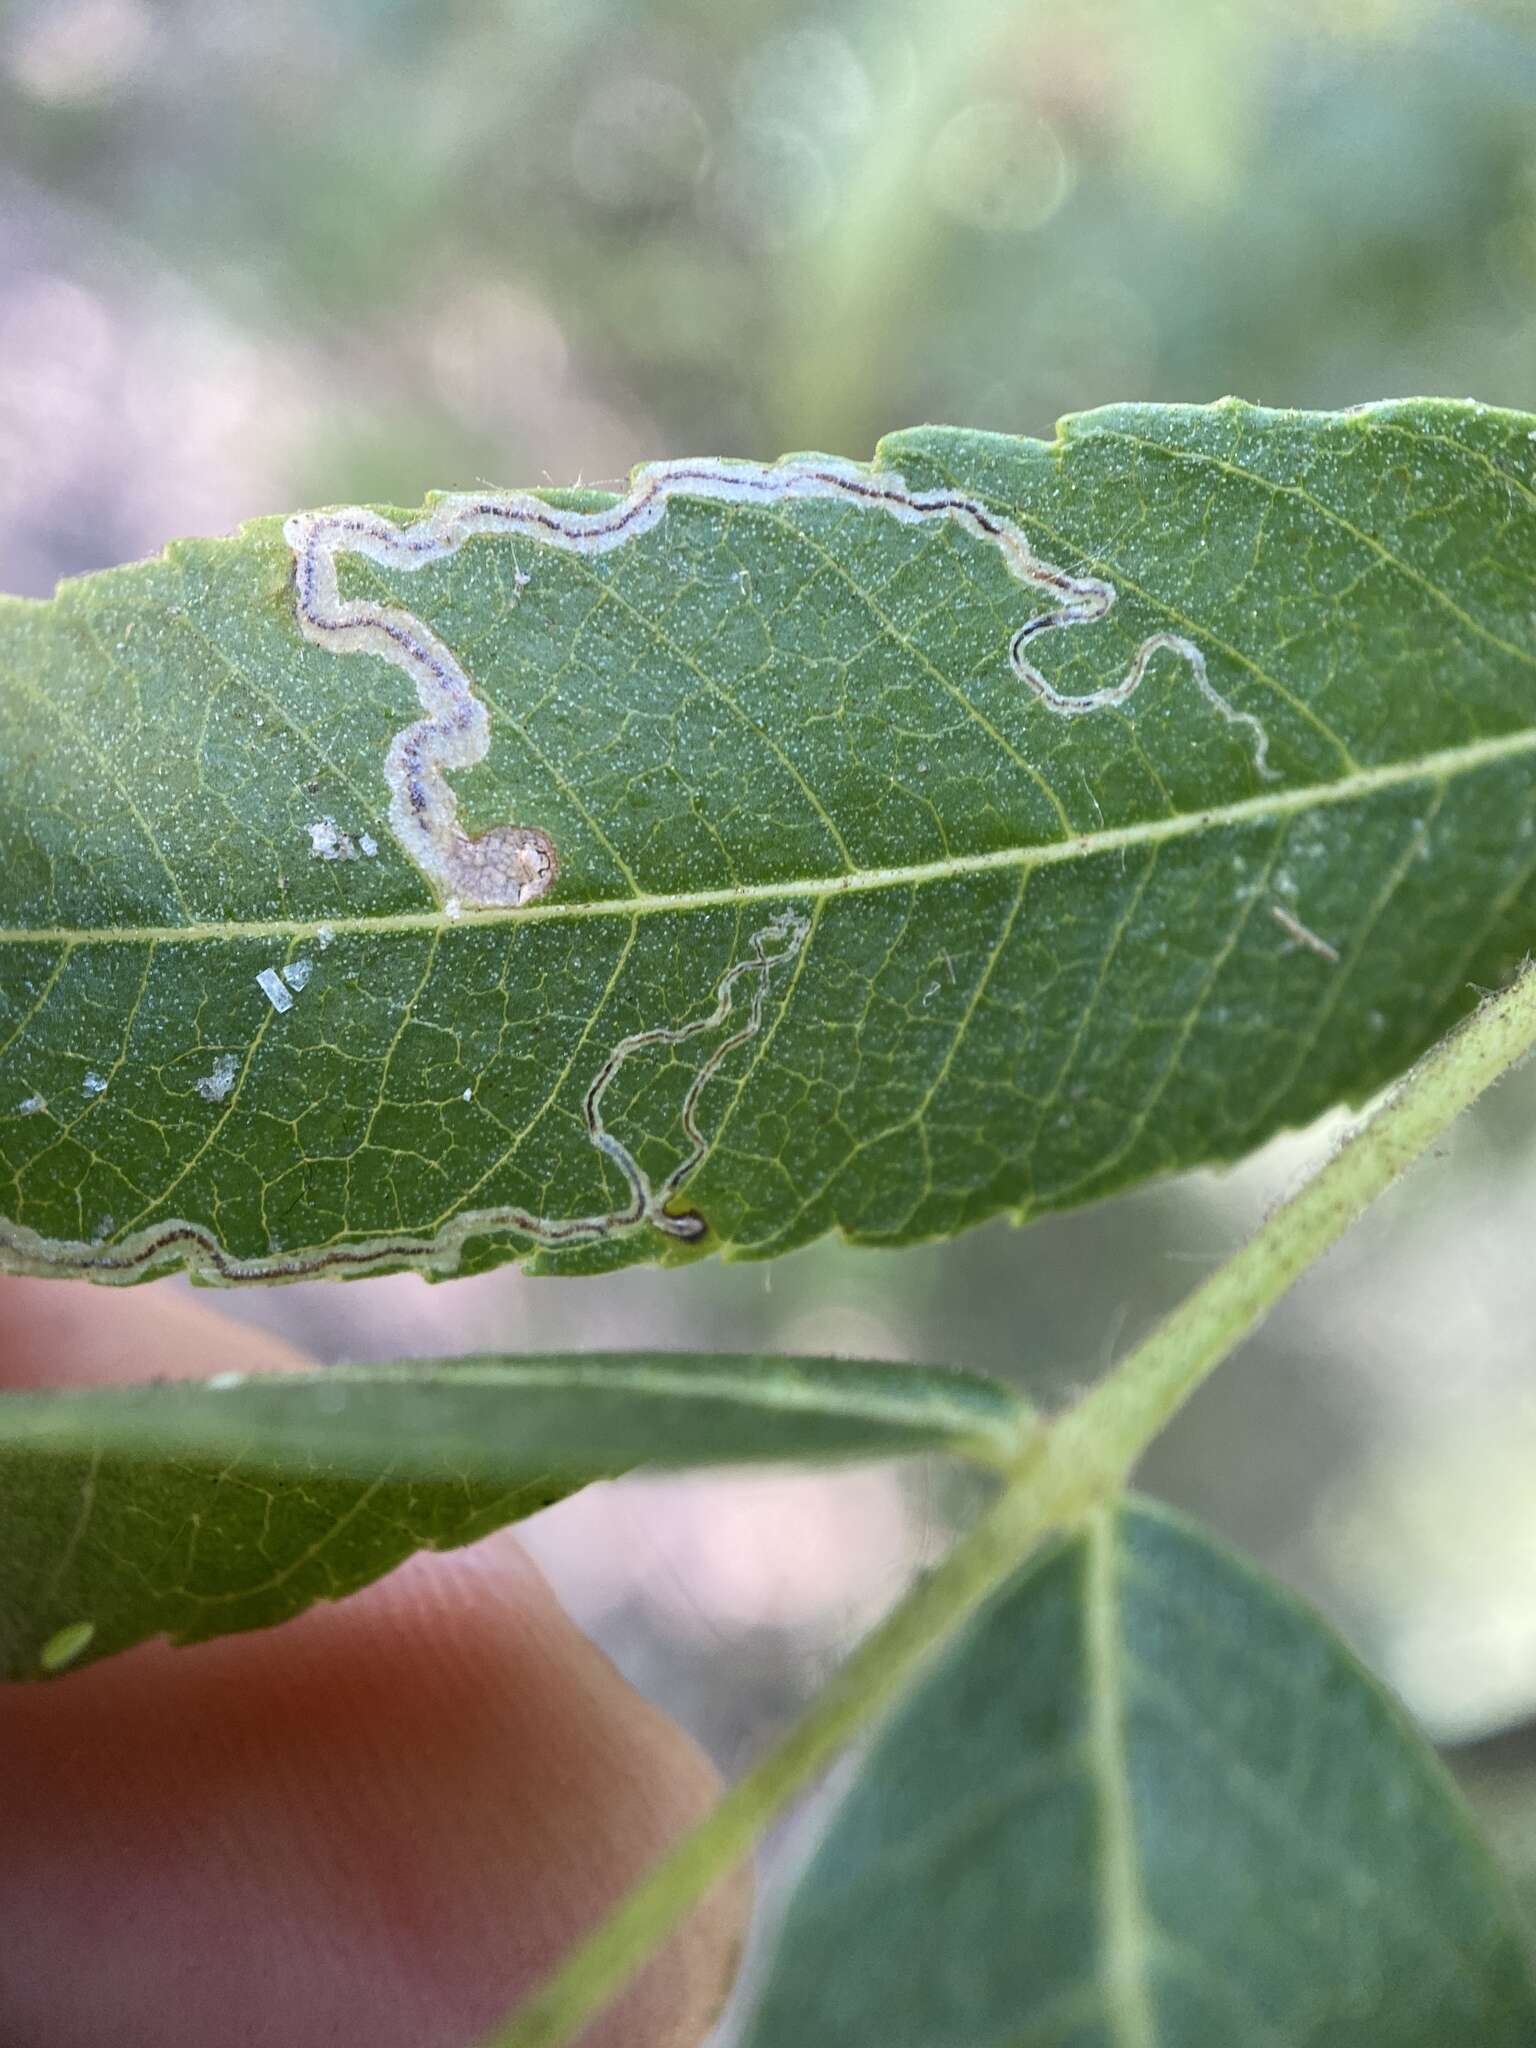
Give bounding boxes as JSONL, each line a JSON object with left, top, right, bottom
{"left": 0, "top": 908, "right": 808, "bottom": 1279}
{"left": 284, "top": 455, "right": 1272, "bottom": 911}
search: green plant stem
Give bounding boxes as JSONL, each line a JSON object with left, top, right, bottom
{"left": 485, "top": 961, "right": 1536, "bottom": 2048}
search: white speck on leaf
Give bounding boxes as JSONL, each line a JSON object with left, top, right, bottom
{"left": 82, "top": 1072, "right": 108, "bottom": 1097}
{"left": 307, "top": 817, "right": 355, "bottom": 861}
{"left": 17, "top": 1094, "right": 45, "bottom": 1116}
{"left": 195, "top": 1054, "right": 240, "bottom": 1103}
{"left": 283, "top": 959, "right": 314, "bottom": 992}
{"left": 358, "top": 832, "right": 379, "bottom": 857}
{"left": 1271, "top": 903, "right": 1340, "bottom": 965}
{"left": 315, "top": 924, "right": 335, "bottom": 949}
{"left": 256, "top": 968, "right": 293, "bottom": 1014}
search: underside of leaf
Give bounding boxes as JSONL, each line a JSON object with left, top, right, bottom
{"left": 743, "top": 1498, "right": 1536, "bottom": 2047}
{"left": 0, "top": 1351, "right": 1024, "bottom": 1679}
{"left": 2, "top": 399, "right": 1533, "bottom": 1284}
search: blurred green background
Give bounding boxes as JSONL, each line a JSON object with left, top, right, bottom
{"left": 4, "top": 0, "right": 1536, "bottom": 2020}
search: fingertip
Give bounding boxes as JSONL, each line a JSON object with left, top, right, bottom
{"left": 0, "top": 1532, "right": 749, "bottom": 2047}
{"left": 0, "top": 1274, "right": 308, "bottom": 1390}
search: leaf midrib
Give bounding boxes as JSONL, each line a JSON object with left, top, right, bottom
{"left": 4, "top": 723, "right": 1531, "bottom": 950}
{"left": 0, "top": 1359, "right": 1032, "bottom": 1460}
{"left": 1084, "top": 1508, "right": 1158, "bottom": 2048}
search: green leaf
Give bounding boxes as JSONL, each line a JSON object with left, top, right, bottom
{"left": 3, "top": 399, "right": 1534, "bottom": 1284}
{"left": 743, "top": 1498, "right": 1536, "bottom": 2048}
{"left": 0, "top": 1352, "right": 1023, "bottom": 1679}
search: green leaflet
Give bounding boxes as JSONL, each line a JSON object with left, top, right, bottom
{"left": 743, "top": 1499, "right": 1536, "bottom": 2048}
{"left": 0, "top": 1352, "right": 1024, "bottom": 1679}
{"left": 2, "top": 399, "right": 1534, "bottom": 1283}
